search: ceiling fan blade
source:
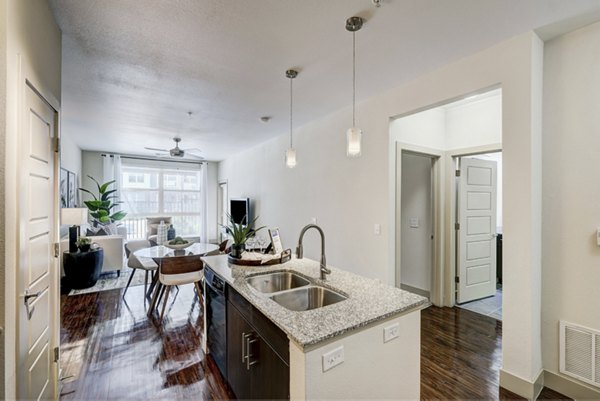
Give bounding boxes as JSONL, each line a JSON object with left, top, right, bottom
{"left": 182, "top": 147, "right": 203, "bottom": 153}
{"left": 145, "top": 147, "right": 169, "bottom": 152}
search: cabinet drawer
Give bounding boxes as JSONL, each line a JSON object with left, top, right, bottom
{"left": 228, "top": 287, "right": 289, "bottom": 365}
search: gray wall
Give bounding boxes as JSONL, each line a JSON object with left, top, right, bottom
{"left": 400, "top": 153, "right": 432, "bottom": 293}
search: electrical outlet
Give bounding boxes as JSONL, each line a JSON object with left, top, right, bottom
{"left": 374, "top": 223, "right": 381, "bottom": 235}
{"left": 322, "top": 346, "right": 344, "bottom": 372}
{"left": 384, "top": 323, "right": 400, "bottom": 343}
{"left": 597, "top": 227, "right": 600, "bottom": 246}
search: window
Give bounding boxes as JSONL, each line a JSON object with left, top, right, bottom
{"left": 120, "top": 162, "right": 203, "bottom": 238}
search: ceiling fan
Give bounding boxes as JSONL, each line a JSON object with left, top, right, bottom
{"left": 144, "top": 137, "right": 204, "bottom": 160}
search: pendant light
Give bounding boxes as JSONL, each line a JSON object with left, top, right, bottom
{"left": 285, "top": 69, "right": 298, "bottom": 168}
{"left": 346, "top": 16, "right": 364, "bottom": 157}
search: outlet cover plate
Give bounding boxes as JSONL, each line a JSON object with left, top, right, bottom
{"left": 322, "top": 346, "right": 344, "bottom": 372}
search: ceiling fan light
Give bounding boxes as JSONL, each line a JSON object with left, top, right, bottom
{"left": 285, "top": 148, "right": 297, "bottom": 168}
{"left": 346, "top": 127, "right": 362, "bottom": 157}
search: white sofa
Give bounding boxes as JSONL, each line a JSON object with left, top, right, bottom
{"left": 60, "top": 234, "right": 125, "bottom": 275}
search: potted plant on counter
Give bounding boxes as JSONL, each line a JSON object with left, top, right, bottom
{"left": 222, "top": 213, "right": 265, "bottom": 258}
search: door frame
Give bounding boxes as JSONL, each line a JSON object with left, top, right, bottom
{"left": 393, "top": 142, "right": 444, "bottom": 306}
{"left": 444, "top": 144, "right": 501, "bottom": 307}
{"left": 217, "top": 179, "right": 228, "bottom": 242}
{"left": 5, "top": 54, "right": 61, "bottom": 399}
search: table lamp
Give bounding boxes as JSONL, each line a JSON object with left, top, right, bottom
{"left": 61, "top": 208, "right": 88, "bottom": 253}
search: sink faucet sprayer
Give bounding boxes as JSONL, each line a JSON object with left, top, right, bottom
{"left": 296, "top": 224, "right": 331, "bottom": 280}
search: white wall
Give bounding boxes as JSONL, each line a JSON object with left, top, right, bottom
{"left": 390, "top": 108, "right": 446, "bottom": 150}
{"left": 445, "top": 94, "right": 502, "bottom": 150}
{"left": 0, "top": 0, "right": 6, "bottom": 395}
{"left": 220, "top": 32, "right": 544, "bottom": 394}
{"left": 400, "top": 153, "right": 432, "bottom": 293}
{"left": 60, "top": 133, "right": 82, "bottom": 183}
{"left": 542, "top": 21, "right": 600, "bottom": 392}
{"left": 3, "top": 0, "right": 62, "bottom": 398}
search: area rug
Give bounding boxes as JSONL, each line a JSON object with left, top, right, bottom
{"left": 68, "top": 267, "right": 150, "bottom": 296}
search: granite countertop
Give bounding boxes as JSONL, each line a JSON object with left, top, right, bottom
{"left": 201, "top": 254, "right": 429, "bottom": 350}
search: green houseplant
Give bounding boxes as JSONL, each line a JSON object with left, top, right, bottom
{"left": 221, "top": 213, "right": 265, "bottom": 258}
{"left": 76, "top": 236, "right": 92, "bottom": 252}
{"left": 79, "top": 176, "right": 127, "bottom": 226}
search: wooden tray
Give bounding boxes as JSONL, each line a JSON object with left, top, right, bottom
{"left": 228, "top": 249, "right": 292, "bottom": 266}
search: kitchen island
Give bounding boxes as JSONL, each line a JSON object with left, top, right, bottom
{"left": 201, "top": 254, "right": 429, "bottom": 400}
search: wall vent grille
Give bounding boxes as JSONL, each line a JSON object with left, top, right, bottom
{"left": 560, "top": 321, "right": 600, "bottom": 388}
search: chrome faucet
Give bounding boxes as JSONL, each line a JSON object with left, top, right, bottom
{"left": 296, "top": 224, "right": 331, "bottom": 280}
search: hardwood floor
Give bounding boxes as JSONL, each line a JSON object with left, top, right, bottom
{"left": 421, "top": 306, "right": 571, "bottom": 400}
{"left": 60, "top": 284, "right": 234, "bottom": 400}
{"left": 60, "top": 285, "right": 569, "bottom": 400}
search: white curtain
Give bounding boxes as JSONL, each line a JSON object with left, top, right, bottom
{"left": 102, "top": 154, "right": 122, "bottom": 207}
{"left": 200, "top": 163, "right": 209, "bottom": 242}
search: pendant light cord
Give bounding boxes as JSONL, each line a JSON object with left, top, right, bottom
{"left": 352, "top": 30, "right": 356, "bottom": 127}
{"left": 290, "top": 76, "right": 293, "bottom": 148}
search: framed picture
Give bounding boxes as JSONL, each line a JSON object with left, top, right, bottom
{"left": 60, "top": 168, "right": 69, "bottom": 208}
{"left": 67, "top": 171, "right": 78, "bottom": 207}
{"left": 268, "top": 228, "right": 284, "bottom": 254}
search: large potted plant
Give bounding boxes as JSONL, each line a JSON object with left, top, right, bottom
{"left": 79, "top": 176, "right": 127, "bottom": 226}
{"left": 222, "top": 213, "right": 265, "bottom": 258}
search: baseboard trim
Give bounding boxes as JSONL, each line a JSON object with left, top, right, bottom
{"left": 400, "top": 284, "right": 430, "bottom": 298}
{"left": 544, "top": 371, "right": 600, "bottom": 400}
{"left": 499, "top": 369, "right": 544, "bottom": 400}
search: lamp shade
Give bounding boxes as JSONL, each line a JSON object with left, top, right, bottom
{"left": 61, "top": 208, "right": 88, "bottom": 226}
{"left": 346, "top": 127, "right": 362, "bottom": 157}
{"left": 285, "top": 148, "right": 297, "bottom": 168}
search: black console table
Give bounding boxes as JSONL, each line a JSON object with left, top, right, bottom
{"left": 63, "top": 248, "right": 104, "bottom": 289}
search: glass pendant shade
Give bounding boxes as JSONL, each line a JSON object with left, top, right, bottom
{"left": 346, "top": 127, "right": 362, "bottom": 157}
{"left": 285, "top": 148, "right": 297, "bottom": 168}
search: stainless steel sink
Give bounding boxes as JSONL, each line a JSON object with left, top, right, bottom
{"left": 270, "top": 286, "right": 348, "bottom": 311}
{"left": 246, "top": 271, "right": 310, "bottom": 293}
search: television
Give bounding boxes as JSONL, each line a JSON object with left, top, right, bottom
{"left": 230, "top": 198, "right": 250, "bottom": 225}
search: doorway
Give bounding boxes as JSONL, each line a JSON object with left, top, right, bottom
{"left": 399, "top": 151, "right": 435, "bottom": 299}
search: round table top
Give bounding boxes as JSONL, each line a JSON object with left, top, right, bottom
{"left": 134, "top": 242, "right": 219, "bottom": 260}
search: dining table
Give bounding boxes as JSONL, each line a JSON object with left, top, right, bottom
{"left": 134, "top": 242, "right": 220, "bottom": 316}
{"left": 134, "top": 242, "right": 219, "bottom": 261}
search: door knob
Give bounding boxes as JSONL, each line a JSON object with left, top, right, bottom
{"left": 23, "top": 289, "right": 42, "bottom": 319}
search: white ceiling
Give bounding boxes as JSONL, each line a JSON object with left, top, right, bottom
{"left": 49, "top": 0, "right": 600, "bottom": 161}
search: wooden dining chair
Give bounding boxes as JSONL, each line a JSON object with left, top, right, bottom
{"left": 154, "top": 255, "right": 204, "bottom": 322}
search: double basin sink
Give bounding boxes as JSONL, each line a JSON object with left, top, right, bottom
{"left": 246, "top": 271, "right": 347, "bottom": 311}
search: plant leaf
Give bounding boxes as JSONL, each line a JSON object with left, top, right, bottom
{"left": 78, "top": 187, "right": 97, "bottom": 201}
{"left": 99, "top": 180, "right": 115, "bottom": 194}
{"left": 110, "top": 211, "right": 127, "bottom": 221}
{"left": 101, "top": 189, "right": 117, "bottom": 201}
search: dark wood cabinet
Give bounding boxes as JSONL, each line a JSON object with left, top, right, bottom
{"left": 226, "top": 287, "right": 289, "bottom": 400}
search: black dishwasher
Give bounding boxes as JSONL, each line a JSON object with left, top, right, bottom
{"left": 205, "top": 267, "right": 227, "bottom": 379}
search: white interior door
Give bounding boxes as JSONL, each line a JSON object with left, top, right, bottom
{"left": 17, "top": 83, "right": 59, "bottom": 400}
{"left": 456, "top": 157, "right": 497, "bottom": 304}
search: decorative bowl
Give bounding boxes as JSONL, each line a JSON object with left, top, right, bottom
{"left": 163, "top": 241, "right": 193, "bottom": 250}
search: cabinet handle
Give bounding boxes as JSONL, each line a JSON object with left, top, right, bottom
{"left": 246, "top": 336, "right": 259, "bottom": 370}
{"left": 242, "top": 332, "right": 254, "bottom": 363}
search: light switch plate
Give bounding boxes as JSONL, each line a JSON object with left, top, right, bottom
{"left": 374, "top": 224, "right": 381, "bottom": 235}
{"left": 409, "top": 218, "right": 419, "bottom": 228}
{"left": 322, "top": 346, "right": 344, "bottom": 372}
{"left": 597, "top": 227, "right": 600, "bottom": 246}
{"left": 311, "top": 217, "right": 317, "bottom": 224}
